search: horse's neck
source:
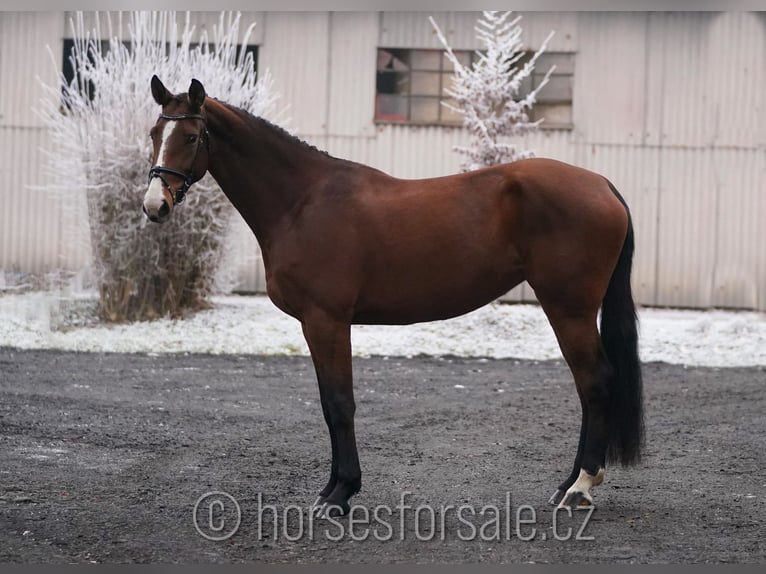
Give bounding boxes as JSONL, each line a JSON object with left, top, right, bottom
{"left": 204, "top": 100, "right": 324, "bottom": 248}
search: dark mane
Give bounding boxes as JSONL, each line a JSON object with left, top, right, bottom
{"left": 216, "top": 98, "right": 335, "bottom": 161}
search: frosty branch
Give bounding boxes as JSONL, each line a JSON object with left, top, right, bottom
{"left": 429, "top": 11, "right": 555, "bottom": 172}
{"left": 38, "top": 11, "right": 283, "bottom": 321}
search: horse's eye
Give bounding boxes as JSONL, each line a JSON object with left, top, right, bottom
{"left": 186, "top": 134, "right": 197, "bottom": 144}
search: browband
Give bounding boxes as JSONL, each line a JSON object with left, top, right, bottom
{"left": 159, "top": 113, "right": 206, "bottom": 121}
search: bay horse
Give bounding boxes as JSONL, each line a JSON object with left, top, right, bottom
{"left": 143, "top": 77, "right": 644, "bottom": 516}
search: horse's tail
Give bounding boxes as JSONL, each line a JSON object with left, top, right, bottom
{"left": 600, "top": 181, "right": 644, "bottom": 467}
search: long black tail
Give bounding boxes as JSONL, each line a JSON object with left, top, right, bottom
{"left": 600, "top": 181, "right": 644, "bottom": 466}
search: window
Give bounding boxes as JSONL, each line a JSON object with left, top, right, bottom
{"left": 375, "top": 48, "right": 479, "bottom": 125}
{"left": 375, "top": 48, "right": 574, "bottom": 128}
{"left": 61, "top": 40, "right": 259, "bottom": 101}
{"left": 520, "top": 52, "right": 574, "bottom": 128}
{"left": 61, "top": 39, "right": 121, "bottom": 100}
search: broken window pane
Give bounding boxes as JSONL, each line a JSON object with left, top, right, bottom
{"left": 377, "top": 71, "right": 409, "bottom": 95}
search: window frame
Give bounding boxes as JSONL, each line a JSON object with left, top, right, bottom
{"left": 374, "top": 47, "right": 575, "bottom": 130}
{"left": 522, "top": 50, "right": 575, "bottom": 130}
{"left": 375, "top": 47, "right": 480, "bottom": 127}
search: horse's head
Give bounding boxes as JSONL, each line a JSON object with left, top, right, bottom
{"left": 143, "top": 76, "right": 209, "bottom": 223}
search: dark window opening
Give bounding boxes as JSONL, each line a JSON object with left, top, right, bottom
{"left": 61, "top": 39, "right": 259, "bottom": 102}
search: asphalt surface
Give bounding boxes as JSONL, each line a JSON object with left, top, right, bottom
{"left": 0, "top": 348, "right": 764, "bottom": 563}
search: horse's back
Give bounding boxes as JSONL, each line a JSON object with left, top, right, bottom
{"left": 268, "top": 156, "right": 629, "bottom": 325}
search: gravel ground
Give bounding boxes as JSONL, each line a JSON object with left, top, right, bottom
{"left": 0, "top": 348, "right": 764, "bottom": 563}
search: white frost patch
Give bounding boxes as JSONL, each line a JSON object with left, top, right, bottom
{"left": 0, "top": 292, "right": 765, "bottom": 367}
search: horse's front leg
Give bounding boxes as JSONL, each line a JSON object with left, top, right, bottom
{"left": 301, "top": 310, "right": 361, "bottom": 517}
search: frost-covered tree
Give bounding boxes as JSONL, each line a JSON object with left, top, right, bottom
{"left": 429, "top": 11, "right": 555, "bottom": 171}
{"left": 38, "top": 11, "right": 282, "bottom": 321}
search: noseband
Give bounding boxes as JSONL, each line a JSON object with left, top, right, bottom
{"left": 148, "top": 113, "right": 208, "bottom": 206}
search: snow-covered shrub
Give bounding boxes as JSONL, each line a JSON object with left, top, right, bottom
{"left": 429, "top": 11, "right": 555, "bottom": 171}
{"left": 38, "top": 11, "right": 281, "bottom": 321}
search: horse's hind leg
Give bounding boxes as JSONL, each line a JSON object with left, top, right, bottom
{"left": 548, "top": 408, "right": 587, "bottom": 506}
{"left": 539, "top": 303, "right": 612, "bottom": 509}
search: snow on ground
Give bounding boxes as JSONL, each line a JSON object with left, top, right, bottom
{"left": 0, "top": 291, "right": 765, "bottom": 367}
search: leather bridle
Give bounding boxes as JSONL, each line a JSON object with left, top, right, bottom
{"left": 147, "top": 113, "right": 208, "bottom": 206}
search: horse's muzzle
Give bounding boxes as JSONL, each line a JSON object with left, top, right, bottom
{"left": 143, "top": 180, "right": 173, "bottom": 223}
{"left": 142, "top": 198, "right": 171, "bottom": 223}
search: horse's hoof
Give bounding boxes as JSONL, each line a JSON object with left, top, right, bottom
{"left": 558, "top": 489, "right": 594, "bottom": 510}
{"left": 311, "top": 500, "right": 348, "bottom": 519}
{"left": 548, "top": 489, "right": 566, "bottom": 506}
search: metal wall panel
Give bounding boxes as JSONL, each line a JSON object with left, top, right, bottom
{"left": 380, "top": 11, "right": 449, "bottom": 49}
{"left": 706, "top": 12, "right": 766, "bottom": 148}
{"left": 575, "top": 12, "right": 766, "bottom": 149}
{"left": 0, "top": 128, "right": 45, "bottom": 271}
{"left": 62, "top": 12, "right": 266, "bottom": 45}
{"left": 0, "top": 126, "right": 90, "bottom": 273}
{"left": 258, "top": 12, "right": 330, "bottom": 137}
{"left": 759, "top": 152, "right": 766, "bottom": 311}
{"left": 0, "top": 13, "right": 86, "bottom": 275}
{"left": 708, "top": 149, "right": 765, "bottom": 309}
{"left": 515, "top": 12, "right": 578, "bottom": 53}
{"left": 574, "top": 13, "right": 648, "bottom": 146}
{"left": 380, "top": 12, "right": 576, "bottom": 52}
{"left": 654, "top": 148, "right": 719, "bottom": 308}
{"left": 0, "top": 12, "right": 63, "bottom": 128}
{"left": 326, "top": 12, "right": 378, "bottom": 137}
{"left": 654, "top": 12, "right": 720, "bottom": 148}
{"left": 642, "top": 11, "right": 667, "bottom": 149}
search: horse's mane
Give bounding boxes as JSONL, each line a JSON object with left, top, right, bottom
{"left": 215, "top": 99, "right": 335, "bottom": 161}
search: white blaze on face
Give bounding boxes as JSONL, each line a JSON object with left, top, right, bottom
{"left": 143, "top": 120, "right": 178, "bottom": 214}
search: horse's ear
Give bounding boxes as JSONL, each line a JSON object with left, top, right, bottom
{"left": 188, "top": 78, "right": 206, "bottom": 110}
{"left": 151, "top": 75, "right": 172, "bottom": 106}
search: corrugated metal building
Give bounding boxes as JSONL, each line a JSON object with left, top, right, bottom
{"left": 1, "top": 11, "right": 764, "bottom": 310}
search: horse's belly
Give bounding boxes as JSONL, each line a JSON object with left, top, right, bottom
{"left": 351, "top": 265, "right": 524, "bottom": 325}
